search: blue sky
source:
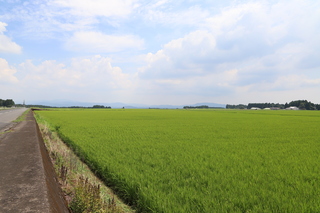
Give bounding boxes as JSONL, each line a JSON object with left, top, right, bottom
{"left": 1, "top": 0, "right": 320, "bottom": 105}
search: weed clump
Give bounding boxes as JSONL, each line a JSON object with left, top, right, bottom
{"left": 70, "top": 176, "right": 119, "bottom": 213}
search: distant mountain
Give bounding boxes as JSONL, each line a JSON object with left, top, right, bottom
{"left": 148, "top": 105, "right": 183, "bottom": 109}
{"left": 191, "top": 102, "right": 226, "bottom": 108}
{"left": 28, "top": 100, "right": 225, "bottom": 109}
{"left": 30, "top": 100, "right": 127, "bottom": 108}
{"left": 32, "top": 100, "right": 92, "bottom": 107}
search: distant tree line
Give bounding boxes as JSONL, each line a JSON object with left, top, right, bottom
{"left": 184, "top": 105, "right": 209, "bottom": 109}
{"left": 183, "top": 105, "right": 224, "bottom": 109}
{"left": 18, "top": 104, "right": 112, "bottom": 109}
{"left": 284, "top": 100, "right": 320, "bottom": 110}
{"left": 227, "top": 100, "right": 320, "bottom": 110}
{"left": 19, "top": 104, "right": 56, "bottom": 108}
{"left": 92, "top": 105, "right": 111, "bottom": 108}
{"left": 0, "top": 99, "right": 15, "bottom": 107}
{"left": 247, "top": 103, "right": 284, "bottom": 109}
{"left": 226, "top": 104, "right": 247, "bottom": 109}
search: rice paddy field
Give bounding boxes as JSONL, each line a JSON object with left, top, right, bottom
{"left": 35, "top": 109, "right": 320, "bottom": 212}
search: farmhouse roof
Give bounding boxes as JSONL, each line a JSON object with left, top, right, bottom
{"left": 286, "top": 106, "right": 299, "bottom": 110}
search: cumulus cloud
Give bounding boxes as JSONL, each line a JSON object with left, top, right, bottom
{"left": 139, "top": 0, "right": 320, "bottom": 100}
{"left": 140, "top": 22, "right": 246, "bottom": 79}
{"left": 0, "top": 22, "right": 22, "bottom": 53}
{"left": 65, "top": 31, "right": 144, "bottom": 52}
{"left": 19, "top": 55, "right": 131, "bottom": 88}
{"left": 140, "top": 30, "right": 217, "bottom": 79}
{"left": 1, "top": 0, "right": 320, "bottom": 105}
{"left": 0, "top": 58, "right": 19, "bottom": 84}
{"left": 15, "top": 55, "right": 134, "bottom": 101}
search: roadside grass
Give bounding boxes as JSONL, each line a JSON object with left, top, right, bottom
{"left": 13, "top": 109, "right": 30, "bottom": 122}
{"left": 34, "top": 113, "right": 134, "bottom": 213}
{"left": 0, "top": 129, "right": 13, "bottom": 135}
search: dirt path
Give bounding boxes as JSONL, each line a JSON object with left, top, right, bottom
{"left": 0, "top": 110, "right": 69, "bottom": 213}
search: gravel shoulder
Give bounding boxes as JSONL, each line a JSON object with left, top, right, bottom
{"left": 0, "top": 110, "right": 69, "bottom": 213}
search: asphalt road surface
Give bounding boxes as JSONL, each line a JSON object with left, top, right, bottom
{"left": 0, "top": 108, "right": 28, "bottom": 131}
{"left": 0, "top": 110, "right": 69, "bottom": 212}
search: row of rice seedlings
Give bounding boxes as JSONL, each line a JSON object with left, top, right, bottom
{"left": 36, "top": 109, "right": 320, "bottom": 212}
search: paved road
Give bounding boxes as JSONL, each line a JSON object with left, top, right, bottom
{"left": 0, "top": 108, "right": 28, "bottom": 131}
{"left": 0, "top": 110, "right": 69, "bottom": 212}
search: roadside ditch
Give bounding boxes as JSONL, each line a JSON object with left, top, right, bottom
{"left": 33, "top": 110, "right": 135, "bottom": 213}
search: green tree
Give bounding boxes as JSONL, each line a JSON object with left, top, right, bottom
{"left": 4, "top": 99, "right": 15, "bottom": 107}
{"left": 92, "top": 105, "right": 104, "bottom": 108}
{"left": 299, "top": 102, "right": 306, "bottom": 110}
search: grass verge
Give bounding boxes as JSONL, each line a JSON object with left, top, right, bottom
{"left": 34, "top": 113, "right": 135, "bottom": 213}
{"left": 13, "top": 108, "right": 30, "bottom": 122}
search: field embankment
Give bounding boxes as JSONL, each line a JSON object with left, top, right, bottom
{"left": 35, "top": 109, "right": 320, "bottom": 212}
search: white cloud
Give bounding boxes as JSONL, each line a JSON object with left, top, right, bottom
{"left": 260, "top": 74, "right": 320, "bottom": 91}
{"left": 19, "top": 55, "right": 131, "bottom": 88}
{"left": 2, "top": 55, "right": 139, "bottom": 103}
{"left": 1, "top": 0, "right": 139, "bottom": 39}
{"left": 139, "top": 0, "right": 320, "bottom": 102}
{"left": 51, "top": 0, "right": 137, "bottom": 17}
{"left": 140, "top": 30, "right": 217, "bottom": 79}
{"left": 65, "top": 31, "right": 144, "bottom": 53}
{"left": 68, "top": 55, "right": 133, "bottom": 89}
{"left": 0, "top": 22, "right": 22, "bottom": 53}
{"left": 143, "top": 4, "right": 210, "bottom": 27}
{"left": 0, "top": 58, "right": 19, "bottom": 84}
{"left": 1, "top": 0, "right": 320, "bottom": 105}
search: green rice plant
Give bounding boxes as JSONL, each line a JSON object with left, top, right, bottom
{"left": 36, "top": 109, "right": 320, "bottom": 212}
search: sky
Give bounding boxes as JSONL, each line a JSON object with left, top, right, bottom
{"left": 0, "top": 0, "right": 320, "bottom": 106}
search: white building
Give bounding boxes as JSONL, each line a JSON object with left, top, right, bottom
{"left": 251, "top": 107, "right": 261, "bottom": 110}
{"left": 286, "top": 106, "right": 299, "bottom": 110}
